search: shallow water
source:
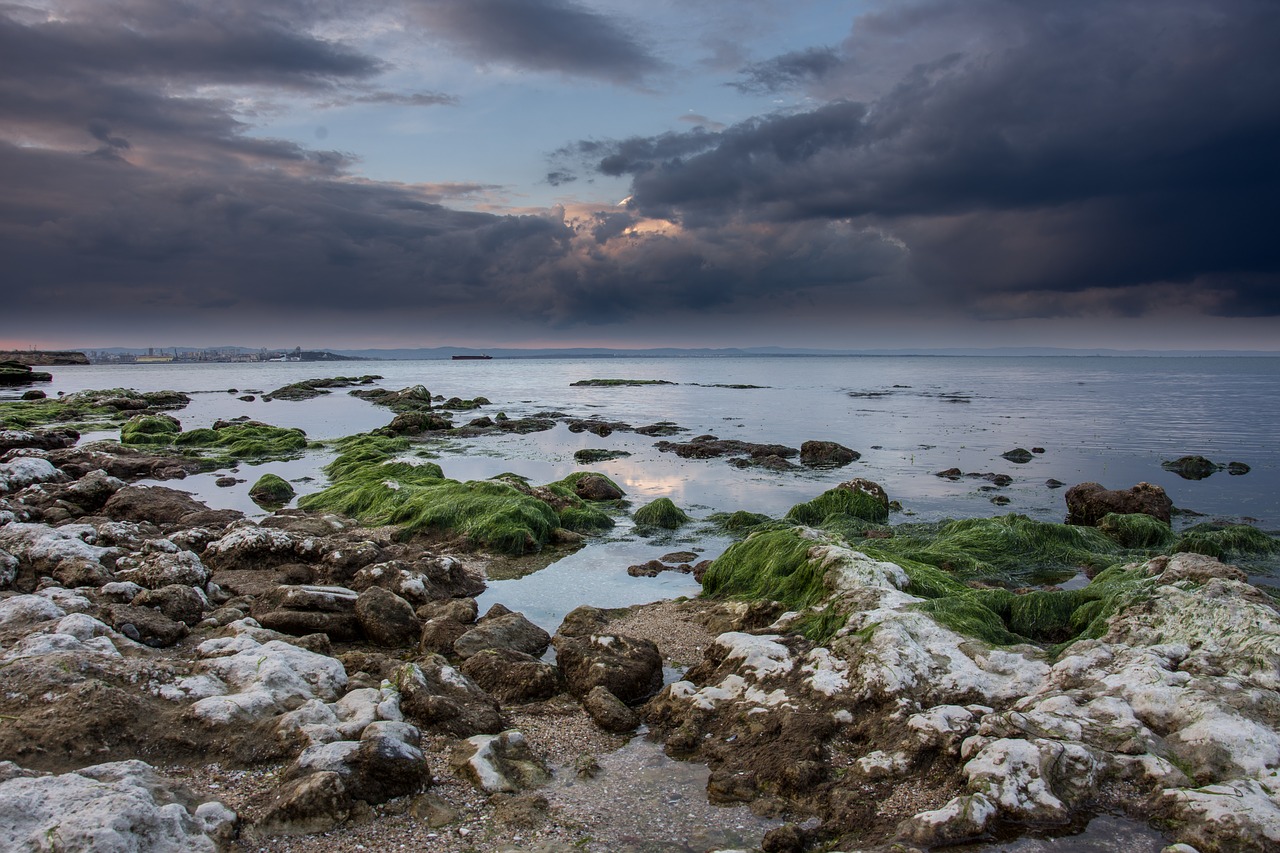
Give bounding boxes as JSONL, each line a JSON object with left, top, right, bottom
{"left": 9, "top": 355, "right": 1274, "bottom": 851}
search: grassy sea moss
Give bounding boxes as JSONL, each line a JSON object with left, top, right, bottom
{"left": 299, "top": 434, "right": 613, "bottom": 554}
{"left": 785, "top": 485, "right": 889, "bottom": 526}
{"left": 634, "top": 498, "right": 691, "bottom": 530}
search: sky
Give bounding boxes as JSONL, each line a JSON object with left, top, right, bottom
{"left": 1, "top": 0, "right": 1278, "bottom": 352}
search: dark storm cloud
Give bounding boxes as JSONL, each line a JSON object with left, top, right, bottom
{"left": 409, "top": 0, "right": 663, "bottom": 85}
{"left": 0, "top": 1, "right": 382, "bottom": 88}
{"left": 729, "top": 47, "right": 841, "bottom": 95}
{"left": 589, "top": 0, "right": 1280, "bottom": 318}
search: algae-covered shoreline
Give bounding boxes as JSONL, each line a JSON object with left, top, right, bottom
{"left": 2, "top": 368, "right": 1279, "bottom": 852}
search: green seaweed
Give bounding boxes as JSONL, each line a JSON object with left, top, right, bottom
{"left": 0, "top": 388, "right": 188, "bottom": 429}
{"left": 1097, "top": 513, "right": 1176, "bottom": 549}
{"left": 785, "top": 486, "right": 889, "bottom": 526}
{"left": 298, "top": 433, "right": 586, "bottom": 554}
{"left": 249, "top": 474, "right": 295, "bottom": 506}
{"left": 707, "top": 510, "right": 774, "bottom": 533}
{"left": 701, "top": 528, "right": 826, "bottom": 609}
{"left": 119, "top": 415, "right": 182, "bottom": 446}
{"left": 864, "top": 514, "right": 1120, "bottom": 586}
{"left": 173, "top": 422, "right": 309, "bottom": 463}
{"left": 634, "top": 497, "right": 691, "bottom": 530}
{"left": 1173, "top": 523, "right": 1279, "bottom": 560}
{"left": 558, "top": 505, "right": 616, "bottom": 533}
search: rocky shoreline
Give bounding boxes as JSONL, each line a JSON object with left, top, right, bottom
{"left": 1, "top": 388, "right": 1279, "bottom": 852}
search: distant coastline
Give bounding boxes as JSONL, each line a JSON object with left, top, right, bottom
{"left": 63, "top": 345, "right": 1280, "bottom": 363}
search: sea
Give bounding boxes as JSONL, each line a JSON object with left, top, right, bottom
{"left": 9, "top": 354, "right": 1280, "bottom": 851}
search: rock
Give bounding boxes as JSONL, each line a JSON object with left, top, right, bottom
{"left": 572, "top": 474, "right": 625, "bottom": 501}
{"left": 62, "top": 469, "right": 127, "bottom": 510}
{"left": 20, "top": 390, "right": 46, "bottom": 400}
{"left": 256, "top": 771, "right": 351, "bottom": 836}
{"left": 453, "top": 607, "right": 551, "bottom": 659}
{"left": 1227, "top": 461, "right": 1251, "bottom": 476}
{"left": 555, "top": 605, "right": 609, "bottom": 638}
{"left": 1157, "top": 552, "right": 1248, "bottom": 585}
{"left": 0, "top": 428, "right": 79, "bottom": 452}
{"left": 1161, "top": 455, "right": 1223, "bottom": 480}
{"left": 1065, "top": 481, "right": 1173, "bottom": 526}
{"left": 114, "top": 545, "right": 210, "bottom": 589}
{"left": 0, "top": 760, "right": 236, "bottom": 851}
{"left": 419, "top": 616, "right": 470, "bottom": 655}
{"left": 761, "top": 823, "right": 807, "bottom": 853}
{"left": 133, "top": 583, "right": 209, "bottom": 625}
{"left": 581, "top": 686, "right": 640, "bottom": 733}
{"left": 102, "top": 485, "right": 221, "bottom": 525}
{"left": 459, "top": 648, "right": 562, "bottom": 704}
{"left": 256, "top": 585, "right": 362, "bottom": 642}
{"left": 355, "top": 586, "right": 421, "bottom": 647}
{"left": 1001, "top": 448, "right": 1035, "bottom": 463}
{"left": 450, "top": 730, "right": 550, "bottom": 793}
{"left": 103, "top": 603, "right": 188, "bottom": 647}
{"left": 0, "top": 457, "right": 63, "bottom": 493}
{"left": 249, "top": 474, "right": 295, "bottom": 506}
{"left": 202, "top": 524, "right": 318, "bottom": 572}
{"left": 800, "top": 440, "right": 860, "bottom": 468}
{"left": 553, "top": 632, "right": 662, "bottom": 704}
{"left": 351, "top": 557, "right": 483, "bottom": 605}
{"left": 191, "top": 626, "right": 348, "bottom": 725}
{"left": 395, "top": 657, "right": 505, "bottom": 736}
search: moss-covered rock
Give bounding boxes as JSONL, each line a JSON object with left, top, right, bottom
{"left": 298, "top": 434, "right": 594, "bottom": 554}
{"left": 634, "top": 497, "right": 691, "bottom": 530}
{"left": 1173, "top": 523, "right": 1279, "bottom": 560}
{"left": 785, "top": 481, "right": 890, "bottom": 526}
{"left": 707, "top": 510, "right": 773, "bottom": 533}
{"left": 249, "top": 474, "right": 295, "bottom": 506}
{"left": 701, "top": 528, "right": 827, "bottom": 609}
{"left": 573, "top": 449, "right": 632, "bottom": 464}
{"left": 119, "top": 414, "right": 182, "bottom": 446}
{"left": 172, "top": 421, "right": 310, "bottom": 463}
{"left": 865, "top": 514, "right": 1120, "bottom": 586}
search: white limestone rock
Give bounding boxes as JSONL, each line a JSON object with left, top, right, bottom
{"left": 0, "top": 759, "right": 235, "bottom": 852}
{"left": 0, "top": 457, "right": 61, "bottom": 494}
{"left": 191, "top": 629, "right": 347, "bottom": 725}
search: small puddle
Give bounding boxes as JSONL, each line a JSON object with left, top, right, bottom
{"left": 547, "top": 732, "right": 781, "bottom": 852}
{"left": 952, "top": 813, "right": 1169, "bottom": 852}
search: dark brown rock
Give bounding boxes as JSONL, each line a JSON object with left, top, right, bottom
{"left": 102, "top": 485, "right": 215, "bottom": 525}
{"left": 581, "top": 685, "right": 640, "bottom": 733}
{"left": 355, "top": 586, "right": 421, "bottom": 648}
{"left": 133, "top": 583, "right": 208, "bottom": 625}
{"left": 1065, "top": 481, "right": 1173, "bottom": 526}
{"left": 553, "top": 632, "right": 662, "bottom": 704}
{"left": 572, "top": 474, "right": 625, "bottom": 501}
{"left": 103, "top": 603, "right": 188, "bottom": 647}
{"left": 799, "top": 440, "right": 860, "bottom": 468}
{"left": 459, "top": 648, "right": 562, "bottom": 704}
{"left": 453, "top": 609, "right": 550, "bottom": 659}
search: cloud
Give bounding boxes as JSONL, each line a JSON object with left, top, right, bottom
{"left": 408, "top": 0, "right": 663, "bottom": 85}
{"left": 729, "top": 46, "right": 840, "bottom": 94}
{"left": 586, "top": 0, "right": 1280, "bottom": 318}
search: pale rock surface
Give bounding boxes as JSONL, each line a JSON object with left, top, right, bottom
{"left": 0, "top": 759, "right": 235, "bottom": 851}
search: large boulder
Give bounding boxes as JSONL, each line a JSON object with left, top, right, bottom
{"left": 453, "top": 605, "right": 550, "bottom": 660}
{"left": 450, "top": 730, "right": 550, "bottom": 793}
{"left": 102, "top": 485, "right": 219, "bottom": 525}
{"left": 395, "top": 657, "right": 505, "bottom": 737}
{"left": 255, "top": 585, "right": 362, "bottom": 642}
{"left": 459, "top": 648, "right": 562, "bottom": 704}
{"left": 1065, "top": 481, "right": 1173, "bottom": 526}
{"left": 572, "top": 474, "right": 625, "bottom": 502}
{"left": 355, "top": 586, "right": 421, "bottom": 648}
{"left": 552, "top": 632, "right": 662, "bottom": 704}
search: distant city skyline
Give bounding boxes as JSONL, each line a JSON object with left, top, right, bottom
{"left": 2, "top": 1, "right": 1277, "bottom": 351}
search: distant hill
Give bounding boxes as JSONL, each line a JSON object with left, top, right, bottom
{"left": 0, "top": 350, "right": 89, "bottom": 366}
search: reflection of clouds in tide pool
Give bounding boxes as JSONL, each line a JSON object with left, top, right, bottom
{"left": 476, "top": 535, "right": 722, "bottom": 634}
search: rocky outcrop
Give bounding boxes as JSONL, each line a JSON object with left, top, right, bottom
{"left": 0, "top": 760, "right": 235, "bottom": 850}
{"left": 450, "top": 730, "right": 549, "bottom": 793}
{"left": 1065, "top": 481, "right": 1173, "bottom": 526}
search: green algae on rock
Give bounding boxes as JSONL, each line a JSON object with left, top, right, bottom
{"left": 784, "top": 480, "right": 889, "bottom": 526}
{"left": 0, "top": 388, "right": 191, "bottom": 430}
{"left": 118, "top": 414, "right": 182, "bottom": 446}
{"left": 298, "top": 434, "right": 619, "bottom": 554}
{"left": 248, "top": 474, "right": 295, "bottom": 507}
{"left": 634, "top": 497, "right": 691, "bottom": 530}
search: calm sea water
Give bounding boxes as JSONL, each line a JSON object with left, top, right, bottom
{"left": 13, "top": 354, "right": 1278, "bottom": 625}
{"left": 16, "top": 355, "right": 1264, "bottom": 850}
